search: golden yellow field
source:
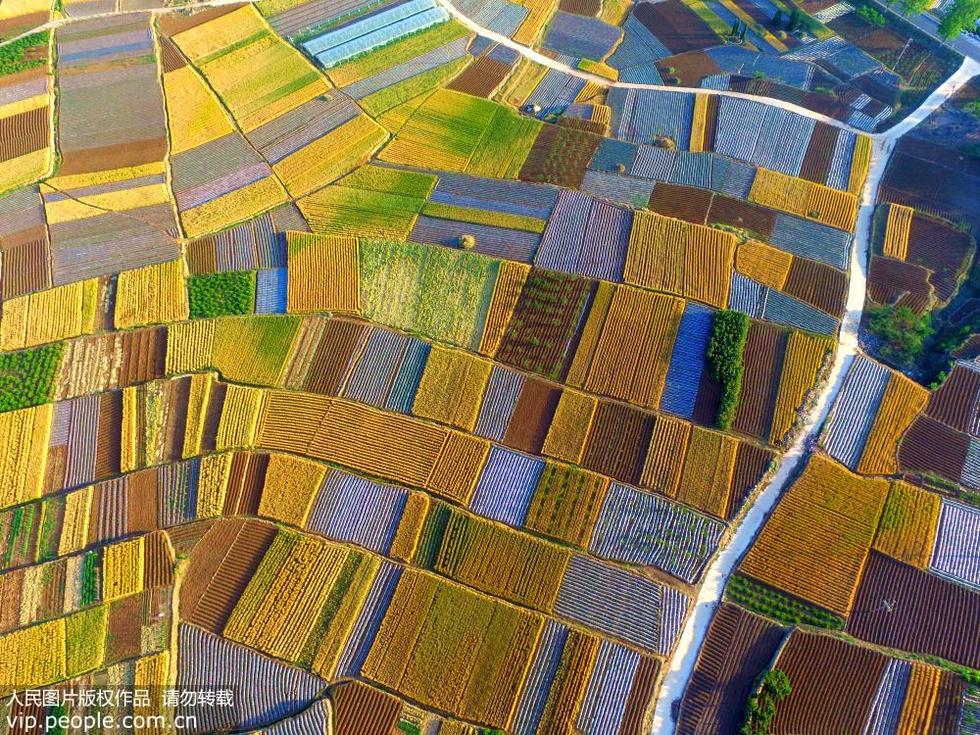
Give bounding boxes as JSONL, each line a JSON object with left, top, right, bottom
{"left": 750, "top": 168, "right": 858, "bottom": 231}
{"left": 541, "top": 389, "right": 598, "bottom": 464}
{"left": 258, "top": 453, "right": 326, "bottom": 526}
{"left": 736, "top": 240, "right": 793, "bottom": 290}
{"left": 115, "top": 260, "right": 188, "bottom": 329}
{"left": 0, "top": 404, "right": 52, "bottom": 509}
{"left": 286, "top": 232, "right": 360, "bottom": 314}
{"left": 857, "top": 371, "right": 928, "bottom": 475}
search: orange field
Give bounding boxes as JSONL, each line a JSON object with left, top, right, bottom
{"left": 882, "top": 204, "right": 913, "bottom": 260}
{"left": 739, "top": 454, "right": 890, "bottom": 616}
{"left": 857, "top": 372, "right": 928, "bottom": 475}
{"left": 896, "top": 663, "right": 942, "bottom": 735}
{"left": 735, "top": 240, "right": 793, "bottom": 290}
{"left": 574, "top": 285, "right": 684, "bottom": 408}
{"left": 750, "top": 169, "right": 858, "bottom": 231}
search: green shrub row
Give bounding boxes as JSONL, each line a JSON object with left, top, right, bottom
{"left": 727, "top": 574, "right": 845, "bottom": 629}
{"left": 707, "top": 310, "right": 749, "bottom": 430}
{"left": 188, "top": 270, "right": 256, "bottom": 319}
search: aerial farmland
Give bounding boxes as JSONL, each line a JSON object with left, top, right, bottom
{"left": 0, "top": 0, "right": 977, "bottom": 730}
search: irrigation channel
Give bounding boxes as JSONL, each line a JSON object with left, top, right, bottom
{"left": 2, "top": 0, "right": 979, "bottom": 730}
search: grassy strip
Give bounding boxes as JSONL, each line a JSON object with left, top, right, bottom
{"left": 422, "top": 201, "right": 546, "bottom": 233}
{"left": 339, "top": 164, "right": 438, "bottom": 199}
{"left": 707, "top": 309, "right": 749, "bottom": 430}
{"left": 727, "top": 574, "right": 845, "bottom": 629}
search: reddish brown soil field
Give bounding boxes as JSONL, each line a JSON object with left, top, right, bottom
{"left": 447, "top": 56, "right": 513, "bottom": 97}
{"left": 0, "top": 107, "right": 48, "bottom": 163}
{"left": 332, "top": 681, "right": 402, "bottom": 735}
{"left": 1, "top": 236, "right": 50, "bottom": 298}
{"left": 223, "top": 452, "right": 269, "bottom": 517}
{"left": 302, "top": 320, "right": 367, "bottom": 395}
{"left": 783, "top": 258, "right": 848, "bottom": 316}
{"left": 906, "top": 213, "right": 973, "bottom": 302}
{"left": 619, "top": 655, "right": 662, "bottom": 735}
{"left": 657, "top": 51, "right": 721, "bottom": 87}
{"left": 180, "top": 518, "right": 278, "bottom": 634}
{"left": 502, "top": 377, "right": 561, "bottom": 454}
{"left": 708, "top": 195, "right": 776, "bottom": 239}
{"left": 496, "top": 271, "right": 593, "bottom": 381}
{"left": 520, "top": 125, "right": 604, "bottom": 189}
{"left": 727, "top": 443, "right": 775, "bottom": 520}
{"left": 733, "top": 321, "right": 786, "bottom": 440}
{"left": 847, "top": 552, "right": 980, "bottom": 669}
{"left": 926, "top": 363, "right": 980, "bottom": 434}
{"left": 558, "top": 0, "right": 600, "bottom": 15}
{"left": 867, "top": 255, "right": 932, "bottom": 313}
{"left": 677, "top": 603, "right": 786, "bottom": 735}
{"left": 898, "top": 415, "right": 969, "bottom": 482}
{"left": 635, "top": 0, "right": 720, "bottom": 54}
{"left": 771, "top": 630, "right": 888, "bottom": 735}
{"left": 581, "top": 401, "right": 654, "bottom": 484}
{"left": 648, "top": 182, "right": 713, "bottom": 224}
{"left": 799, "top": 122, "right": 838, "bottom": 185}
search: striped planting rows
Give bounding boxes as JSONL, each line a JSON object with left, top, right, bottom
{"left": 469, "top": 446, "right": 544, "bottom": 526}
{"left": 306, "top": 471, "right": 408, "bottom": 555}
{"left": 659, "top": 302, "right": 713, "bottom": 419}
{"left": 589, "top": 482, "right": 725, "bottom": 583}
{"left": 728, "top": 273, "right": 839, "bottom": 336}
{"left": 474, "top": 366, "right": 525, "bottom": 441}
{"left": 536, "top": 190, "right": 631, "bottom": 281}
{"left": 930, "top": 499, "right": 980, "bottom": 591}
{"left": 823, "top": 356, "right": 890, "bottom": 469}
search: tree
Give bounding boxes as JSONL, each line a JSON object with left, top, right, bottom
{"left": 707, "top": 310, "right": 749, "bottom": 430}
{"left": 939, "top": 0, "right": 980, "bottom": 38}
{"left": 788, "top": 7, "right": 801, "bottom": 30}
{"left": 741, "top": 670, "right": 792, "bottom": 735}
{"left": 866, "top": 304, "right": 933, "bottom": 368}
{"left": 773, "top": 8, "right": 783, "bottom": 25}
{"left": 899, "top": 0, "right": 931, "bottom": 15}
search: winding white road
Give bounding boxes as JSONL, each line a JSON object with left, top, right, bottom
{"left": 650, "top": 55, "right": 979, "bottom": 735}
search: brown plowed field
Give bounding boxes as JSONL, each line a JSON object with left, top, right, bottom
{"left": 332, "top": 681, "right": 402, "bottom": 735}
{"left": 520, "top": 125, "right": 603, "bottom": 189}
{"left": 180, "top": 518, "right": 278, "bottom": 634}
{"left": 502, "top": 377, "right": 561, "bottom": 453}
{"left": 448, "top": 56, "right": 513, "bottom": 98}
{"left": 926, "top": 363, "right": 980, "bottom": 433}
{"left": 497, "top": 271, "right": 593, "bottom": 381}
{"left": 708, "top": 195, "right": 776, "bottom": 239}
{"left": 798, "top": 122, "right": 838, "bottom": 185}
{"left": 223, "top": 452, "right": 269, "bottom": 517}
{"left": 0, "top": 107, "right": 48, "bottom": 163}
{"left": 302, "top": 319, "right": 367, "bottom": 395}
{"left": 727, "top": 443, "right": 774, "bottom": 519}
{"left": 847, "top": 552, "right": 980, "bottom": 669}
{"left": 771, "top": 630, "right": 888, "bottom": 735}
{"left": 783, "top": 258, "right": 848, "bottom": 316}
{"left": 677, "top": 603, "right": 786, "bottom": 735}
{"left": 634, "top": 0, "right": 719, "bottom": 54}
{"left": 559, "top": 0, "right": 600, "bottom": 15}
{"left": 581, "top": 401, "right": 653, "bottom": 484}
{"left": 868, "top": 255, "right": 932, "bottom": 313}
{"left": 1, "top": 237, "right": 50, "bottom": 299}
{"left": 619, "top": 655, "right": 662, "bottom": 735}
{"left": 734, "top": 320, "right": 786, "bottom": 440}
{"left": 898, "top": 415, "right": 969, "bottom": 483}
{"left": 907, "top": 214, "right": 972, "bottom": 302}
{"left": 648, "top": 183, "right": 713, "bottom": 224}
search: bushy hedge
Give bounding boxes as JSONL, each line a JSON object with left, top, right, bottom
{"left": 188, "top": 270, "right": 256, "bottom": 319}
{"left": 0, "top": 342, "right": 63, "bottom": 412}
{"left": 741, "top": 669, "right": 791, "bottom": 735}
{"left": 707, "top": 310, "right": 749, "bottom": 430}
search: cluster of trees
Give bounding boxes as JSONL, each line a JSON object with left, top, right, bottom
{"left": 741, "top": 670, "right": 792, "bottom": 735}
{"left": 707, "top": 310, "right": 750, "bottom": 430}
{"left": 939, "top": 0, "right": 980, "bottom": 38}
{"left": 0, "top": 343, "right": 62, "bottom": 412}
{"left": 866, "top": 304, "right": 933, "bottom": 370}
